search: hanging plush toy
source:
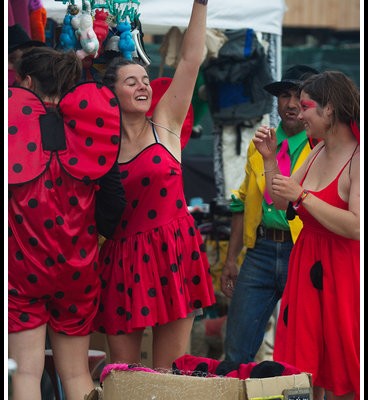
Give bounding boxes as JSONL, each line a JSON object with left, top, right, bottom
{"left": 116, "top": 21, "right": 135, "bottom": 60}
{"left": 29, "top": 0, "right": 47, "bottom": 42}
{"left": 72, "top": 11, "right": 99, "bottom": 60}
{"left": 59, "top": 13, "right": 78, "bottom": 50}
{"left": 70, "top": 0, "right": 99, "bottom": 60}
{"left": 93, "top": 9, "right": 110, "bottom": 58}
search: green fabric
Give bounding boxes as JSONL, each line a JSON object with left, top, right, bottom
{"left": 261, "top": 202, "right": 289, "bottom": 229}
{"left": 229, "top": 193, "right": 244, "bottom": 213}
{"left": 261, "top": 125, "right": 308, "bottom": 230}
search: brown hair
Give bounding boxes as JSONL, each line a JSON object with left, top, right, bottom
{"left": 15, "top": 47, "right": 82, "bottom": 100}
{"left": 299, "top": 71, "right": 360, "bottom": 127}
{"left": 102, "top": 57, "right": 147, "bottom": 91}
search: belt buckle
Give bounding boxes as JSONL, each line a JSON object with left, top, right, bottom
{"left": 272, "top": 229, "right": 284, "bottom": 242}
{"left": 257, "top": 225, "right": 265, "bottom": 238}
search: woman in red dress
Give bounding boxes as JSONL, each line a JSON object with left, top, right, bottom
{"left": 94, "top": 0, "right": 216, "bottom": 370}
{"left": 253, "top": 71, "right": 360, "bottom": 400}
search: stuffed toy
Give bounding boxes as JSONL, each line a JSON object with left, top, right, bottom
{"left": 59, "top": 13, "right": 78, "bottom": 50}
{"left": 116, "top": 20, "right": 135, "bottom": 60}
{"left": 93, "top": 9, "right": 110, "bottom": 57}
{"left": 29, "top": 0, "right": 47, "bottom": 42}
{"left": 72, "top": 11, "right": 99, "bottom": 60}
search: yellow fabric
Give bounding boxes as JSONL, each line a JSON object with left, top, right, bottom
{"left": 98, "top": 234, "right": 107, "bottom": 248}
{"left": 233, "top": 140, "right": 311, "bottom": 248}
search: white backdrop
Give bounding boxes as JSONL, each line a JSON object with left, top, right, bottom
{"left": 43, "top": 0, "right": 286, "bottom": 35}
{"left": 139, "top": 0, "right": 286, "bottom": 35}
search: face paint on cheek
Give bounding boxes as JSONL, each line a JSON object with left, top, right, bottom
{"left": 301, "top": 100, "right": 318, "bottom": 110}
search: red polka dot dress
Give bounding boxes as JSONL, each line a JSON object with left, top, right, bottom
{"left": 8, "top": 83, "right": 122, "bottom": 335}
{"left": 95, "top": 125, "right": 216, "bottom": 334}
{"left": 273, "top": 145, "right": 360, "bottom": 398}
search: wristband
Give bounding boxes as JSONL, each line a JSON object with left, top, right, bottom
{"left": 292, "top": 189, "right": 309, "bottom": 210}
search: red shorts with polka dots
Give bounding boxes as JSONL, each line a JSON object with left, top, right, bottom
{"left": 8, "top": 250, "right": 100, "bottom": 336}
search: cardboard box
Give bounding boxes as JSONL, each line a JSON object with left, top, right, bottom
{"left": 103, "top": 370, "right": 244, "bottom": 400}
{"left": 244, "top": 374, "right": 312, "bottom": 399}
{"left": 102, "top": 369, "right": 312, "bottom": 400}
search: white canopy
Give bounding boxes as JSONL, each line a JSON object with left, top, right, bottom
{"left": 43, "top": 0, "right": 286, "bottom": 35}
{"left": 140, "top": 0, "right": 286, "bottom": 35}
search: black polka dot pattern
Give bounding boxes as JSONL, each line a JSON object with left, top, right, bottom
{"left": 29, "top": 237, "right": 38, "bottom": 246}
{"left": 45, "top": 180, "right": 53, "bottom": 189}
{"left": 310, "top": 260, "right": 323, "bottom": 290}
{"left": 8, "top": 83, "right": 122, "bottom": 185}
{"left": 9, "top": 126, "right": 18, "bottom": 135}
{"left": 148, "top": 210, "right": 157, "bottom": 219}
{"left": 93, "top": 143, "right": 216, "bottom": 334}
{"left": 45, "top": 257, "right": 55, "bottom": 267}
{"left": 20, "top": 313, "right": 30, "bottom": 322}
{"left": 283, "top": 305, "right": 288, "bottom": 326}
{"left": 141, "top": 177, "right": 150, "bottom": 186}
{"left": 9, "top": 203, "right": 101, "bottom": 333}
{"left": 188, "top": 227, "right": 195, "bottom": 236}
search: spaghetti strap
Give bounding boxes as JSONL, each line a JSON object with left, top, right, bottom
{"left": 348, "top": 143, "right": 359, "bottom": 175}
{"left": 150, "top": 121, "right": 160, "bottom": 143}
{"left": 300, "top": 145, "right": 324, "bottom": 185}
{"left": 339, "top": 143, "right": 359, "bottom": 178}
{"left": 301, "top": 143, "right": 359, "bottom": 185}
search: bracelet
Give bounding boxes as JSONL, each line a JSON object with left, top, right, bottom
{"left": 195, "top": 0, "right": 208, "bottom": 4}
{"left": 294, "top": 189, "right": 305, "bottom": 203}
{"left": 262, "top": 160, "right": 279, "bottom": 175}
{"left": 293, "top": 189, "right": 310, "bottom": 210}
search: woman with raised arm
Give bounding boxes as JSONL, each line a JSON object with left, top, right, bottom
{"left": 93, "top": 0, "right": 215, "bottom": 371}
{"left": 253, "top": 71, "right": 360, "bottom": 400}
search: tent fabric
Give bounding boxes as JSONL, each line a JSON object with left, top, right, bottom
{"left": 42, "top": 0, "right": 286, "bottom": 35}
{"left": 140, "top": 0, "right": 286, "bottom": 35}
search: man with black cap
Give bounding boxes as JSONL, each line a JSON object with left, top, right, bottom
{"left": 8, "top": 23, "right": 45, "bottom": 85}
{"left": 220, "top": 65, "right": 319, "bottom": 364}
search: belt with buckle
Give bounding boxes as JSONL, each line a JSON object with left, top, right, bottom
{"left": 257, "top": 226, "right": 292, "bottom": 242}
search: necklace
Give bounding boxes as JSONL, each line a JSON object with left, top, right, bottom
{"left": 136, "top": 118, "right": 148, "bottom": 138}
{"left": 148, "top": 118, "right": 181, "bottom": 140}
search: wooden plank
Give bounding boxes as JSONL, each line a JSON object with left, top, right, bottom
{"left": 283, "top": 0, "right": 360, "bottom": 30}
